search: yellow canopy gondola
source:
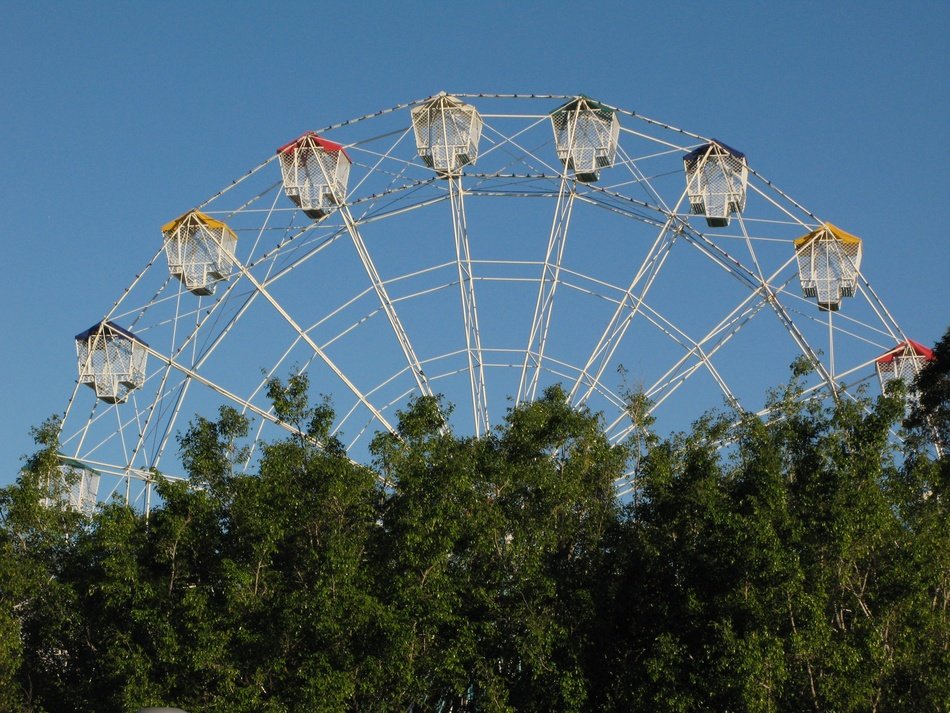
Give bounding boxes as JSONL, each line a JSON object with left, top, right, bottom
{"left": 794, "top": 223, "right": 863, "bottom": 311}
{"left": 161, "top": 210, "right": 238, "bottom": 296}
{"left": 161, "top": 210, "right": 233, "bottom": 235}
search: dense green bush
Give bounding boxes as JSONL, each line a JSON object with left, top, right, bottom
{"left": 2, "top": 343, "right": 948, "bottom": 711}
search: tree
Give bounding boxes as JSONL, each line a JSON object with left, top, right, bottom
{"left": 4, "top": 364, "right": 948, "bottom": 711}
{"left": 366, "top": 386, "right": 626, "bottom": 711}
{"left": 0, "top": 418, "right": 90, "bottom": 711}
{"left": 893, "top": 324, "right": 950, "bottom": 710}
{"left": 593, "top": 366, "right": 949, "bottom": 712}
{"left": 907, "top": 325, "right": 950, "bottom": 453}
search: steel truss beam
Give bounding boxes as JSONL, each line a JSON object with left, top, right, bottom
{"left": 448, "top": 176, "right": 490, "bottom": 436}
{"left": 339, "top": 205, "right": 435, "bottom": 400}
{"left": 517, "top": 175, "right": 576, "bottom": 404}
{"left": 569, "top": 214, "right": 679, "bottom": 407}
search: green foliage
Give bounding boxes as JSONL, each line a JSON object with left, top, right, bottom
{"left": 590, "top": 365, "right": 950, "bottom": 712}
{"left": 4, "top": 343, "right": 950, "bottom": 711}
{"left": 907, "top": 324, "right": 950, "bottom": 453}
{"left": 366, "top": 386, "right": 625, "bottom": 711}
{"left": 178, "top": 405, "right": 250, "bottom": 494}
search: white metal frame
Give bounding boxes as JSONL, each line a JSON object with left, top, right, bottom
{"left": 56, "top": 94, "right": 915, "bottom": 510}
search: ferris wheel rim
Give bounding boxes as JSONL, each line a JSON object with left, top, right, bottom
{"left": 56, "top": 92, "right": 914, "bottom": 510}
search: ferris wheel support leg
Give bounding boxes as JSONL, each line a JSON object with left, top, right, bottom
{"left": 145, "top": 279, "right": 270, "bottom": 475}
{"left": 769, "top": 293, "right": 838, "bottom": 399}
{"left": 62, "top": 380, "right": 93, "bottom": 459}
{"left": 339, "top": 205, "right": 435, "bottom": 400}
{"left": 569, "top": 216, "right": 680, "bottom": 408}
{"left": 855, "top": 272, "right": 906, "bottom": 344}
{"left": 828, "top": 304, "right": 836, "bottom": 381}
{"left": 517, "top": 176, "right": 576, "bottom": 405}
{"left": 221, "top": 247, "right": 396, "bottom": 434}
{"left": 137, "top": 343, "right": 312, "bottom": 442}
{"left": 448, "top": 175, "right": 490, "bottom": 437}
{"left": 632, "top": 281, "right": 788, "bottom": 426}
{"left": 605, "top": 298, "right": 768, "bottom": 444}
{"left": 127, "top": 342, "right": 183, "bottom": 481}
{"left": 131, "top": 254, "right": 291, "bottom": 479}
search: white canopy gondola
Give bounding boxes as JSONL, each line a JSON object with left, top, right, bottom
{"left": 550, "top": 96, "right": 619, "bottom": 183}
{"left": 794, "top": 223, "right": 863, "bottom": 311}
{"left": 411, "top": 93, "right": 483, "bottom": 176}
{"left": 683, "top": 141, "right": 748, "bottom": 227}
{"left": 75, "top": 321, "right": 148, "bottom": 404}
{"left": 277, "top": 132, "right": 351, "bottom": 220}
{"left": 161, "top": 210, "right": 238, "bottom": 296}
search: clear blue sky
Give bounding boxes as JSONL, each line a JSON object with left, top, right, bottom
{"left": 2, "top": 1, "right": 948, "bottom": 487}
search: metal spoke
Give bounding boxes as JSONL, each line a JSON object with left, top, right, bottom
{"left": 518, "top": 175, "right": 576, "bottom": 404}
{"left": 339, "top": 204, "right": 434, "bottom": 399}
{"left": 449, "top": 175, "right": 490, "bottom": 436}
{"left": 55, "top": 93, "right": 918, "bottom": 512}
{"left": 569, "top": 212, "right": 680, "bottom": 407}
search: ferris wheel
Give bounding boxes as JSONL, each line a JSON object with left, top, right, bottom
{"left": 57, "top": 92, "right": 930, "bottom": 511}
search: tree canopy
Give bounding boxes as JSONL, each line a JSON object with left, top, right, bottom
{"left": 2, "top": 341, "right": 949, "bottom": 711}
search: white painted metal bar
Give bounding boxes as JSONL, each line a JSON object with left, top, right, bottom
{"left": 135, "top": 342, "right": 309, "bottom": 439}
{"left": 339, "top": 205, "right": 435, "bottom": 398}
{"left": 568, "top": 214, "right": 680, "bottom": 407}
{"left": 678, "top": 224, "right": 837, "bottom": 395}
{"left": 517, "top": 175, "right": 576, "bottom": 404}
{"left": 206, "top": 187, "right": 398, "bottom": 432}
{"left": 448, "top": 175, "right": 490, "bottom": 436}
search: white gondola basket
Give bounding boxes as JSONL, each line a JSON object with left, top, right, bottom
{"left": 162, "top": 211, "right": 238, "bottom": 296}
{"left": 411, "top": 93, "right": 483, "bottom": 175}
{"left": 75, "top": 321, "right": 148, "bottom": 404}
{"left": 876, "top": 340, "right": 934, "bottom": 394}
{"left": 277, "top": 132, "right": 351, "bottom": 219}
{"left": 683, "top": 141, "right": 748, "bottom": 227}
{"left": 794, "top": 224, "right": 863, "bottom": 311}
{"left": 550, "top": 97, "right": 619, "bottom": 182}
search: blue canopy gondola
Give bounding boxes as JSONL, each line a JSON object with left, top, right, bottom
{"left": 75, "top": 321, "right": 148, "bottom": 404}
{"left": 683, "top": 140, "right": 748, "bottom": 227}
